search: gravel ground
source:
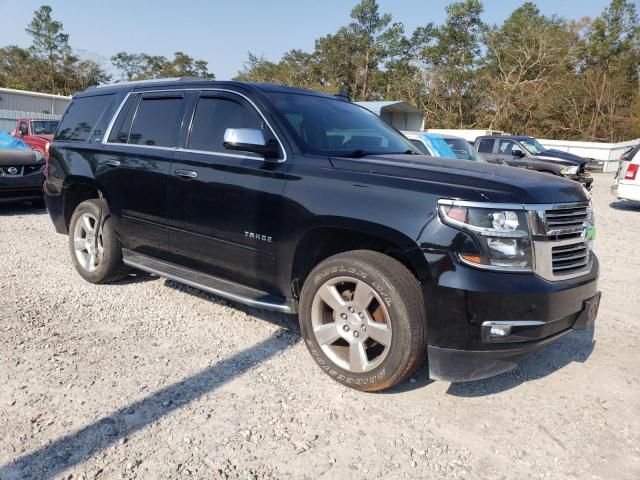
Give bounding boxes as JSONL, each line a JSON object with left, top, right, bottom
{"left": 1, "top": 172, "right": 639, "bottom": 480}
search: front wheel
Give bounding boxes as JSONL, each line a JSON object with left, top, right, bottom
{"left": 299, "top": 250, "right": 427, "bottom": 392}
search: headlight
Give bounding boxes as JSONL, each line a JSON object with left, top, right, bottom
{"left": 560, "top": 165, "right": 578, "bottom": 175}
{"left": 438, "top": 201, "right": 533, "bottom": 271}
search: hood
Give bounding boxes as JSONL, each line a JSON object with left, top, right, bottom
{"left": 536, "top": 149, "right": 585, "bottom": 165}
{"left": 330, "top": 154, "right": 588, "bottom": 205}
{"left": 35, "top": 134, "right": 54, "bottom": 142}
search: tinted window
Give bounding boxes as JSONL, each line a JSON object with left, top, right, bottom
{"left": 128, "top": 96, "right": 184, "bottom": 147}
{"left": 55, "top": 94, "right": 114, "bottom": 141}
{"left": 188, "top": 96, "right": 262, "bottom": 153}
{"left": 266, "top": 92, "right": 417, "bottom": 157}
{"left": 477, "top": 139, "right": 494, "bottom": 153}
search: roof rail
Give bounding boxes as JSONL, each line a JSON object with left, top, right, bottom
{"left": 90, "top": 77, "right": 205, "bottom": 90}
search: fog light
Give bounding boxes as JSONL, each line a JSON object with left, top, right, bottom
{"left": 490, "top": 325, "right": 512, "bottom": 337}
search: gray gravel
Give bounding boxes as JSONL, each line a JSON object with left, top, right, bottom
{"left": 1, "top": 172, "right": 639, "bottom": 480}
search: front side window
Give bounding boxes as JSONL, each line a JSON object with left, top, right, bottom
{"left": 188, "top": 96, "right": 263, "bottom": 154}
{"left": 266, "top": 92, "right": 417, "bottom": 157}
{"left": 499, "top": 140, "right": 523, "bottom": 155}
{"left": 128, "top": 96, "right": 184, "bottom": 147}
{"left": 444, "top": 138, "right": 485, "bottom": 162}
{"left": 477, "top": 139, "right": 494, "bottom": 153}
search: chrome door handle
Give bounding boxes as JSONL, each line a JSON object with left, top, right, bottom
{"left": 174, "top": 169, "right": 198, "bottom": 178}
{"left": 104, "top": 160, "right": 120, "bottom": 167}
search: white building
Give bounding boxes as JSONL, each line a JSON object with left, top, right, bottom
{"left": 0, "top": 87, "right": 70, "bottom": 133}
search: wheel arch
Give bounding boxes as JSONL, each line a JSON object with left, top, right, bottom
{"left": 288, "top": 220, "right": 429, "bottom": 298}
{"left": 62, "top": 177, "right": 110, "bottom": 230}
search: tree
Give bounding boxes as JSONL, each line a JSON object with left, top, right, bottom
{"left": 111, "top": 51, "right": 215, "bottom": 81}
{"left": 482, "top": 3, "right": 578, "bottom": 135}
{"left": 25, "top": 5, "right": 70, "bottom": 92}
{"left": 580, "top": 0, "right": 639, "bottom": 140}
{"left": 412, "top": 0, "right": 486, "bottom": 128}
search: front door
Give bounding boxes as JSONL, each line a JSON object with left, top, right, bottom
{"left": 497, "top": 139, "right": 530, "bottom": 169}
{"left": 166, "top": 90, "right": 288, "bottom": 294}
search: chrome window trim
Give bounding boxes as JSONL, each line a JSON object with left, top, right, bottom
{"left": 101, "top": 88, "right": 288, "bottom": 163}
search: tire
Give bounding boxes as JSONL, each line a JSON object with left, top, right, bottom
{"left": 299, "top": 250, "right": 427, "bottom": 392}
{"left": 68, "top": 199, "right": 128, "bottom": 284}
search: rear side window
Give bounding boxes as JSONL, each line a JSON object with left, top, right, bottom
{"left": 128, "top": 96, "right": 184, "bottom": 147}
{"left": 410, "top": 139, "right": 430, "bottom": 155}
{"left": 188, "top": 96, "right": 262, "bottom": 153}
{"left": 477, "top": 139, "right": 494, "bottom": 153}
{"left": 55, "top": 94, "right": 114, "bottom": 141}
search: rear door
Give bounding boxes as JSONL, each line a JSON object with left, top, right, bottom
{"left": 165, "top": 90, "right": 288, "bottom": 293}
{"left": 99, "top": 90, "right": 189, "bottom": 258}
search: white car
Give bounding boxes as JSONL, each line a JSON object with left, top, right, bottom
{"left": 613, "top": 144, "right": 640, "bottom": 201}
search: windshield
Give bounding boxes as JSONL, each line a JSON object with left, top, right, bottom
{"left": 31, "top": 120, "right": 59, "bottom": 135}
{"left": 443, "top": 138, "right": 486, "bottom": 162}
{"left": 266, "top": 92, "right": 419, "bottom": 157}
{"left": 520, "top": 138, "right": 546, "bottom": 154}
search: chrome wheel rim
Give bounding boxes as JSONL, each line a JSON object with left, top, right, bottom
{"left": 73, "top": 212, "right": 103, "bottom": 273}
{"left": 311, "top": 276, "right": 392, "bottom": 373}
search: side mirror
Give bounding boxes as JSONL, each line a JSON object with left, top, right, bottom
{"left": 223, "top": 128, "right": 280, "bottom": 160}
{"left": 512, "top": 149, "right": 525, "bottom": 158}
{"left": 34, "top": 127, "right": 45, "bottom": 135}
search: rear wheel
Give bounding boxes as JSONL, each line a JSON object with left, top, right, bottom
{"left": 68, "top": 199, "right": 128, "bottom": 283}
{"left": 299, "top": 250, "right": 426, "bottom": 392}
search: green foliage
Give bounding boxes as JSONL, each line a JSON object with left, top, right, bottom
{"left": 110, "top": 51, "right": 215, "bottom": 81}
{"left": 236, "top": 0, "right": 639, "bottom": 141}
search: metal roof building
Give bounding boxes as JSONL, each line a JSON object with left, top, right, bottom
{"left": 0, "top": 87, "right": 70, "bottom": 133}
{"left": 355, "top": 101, "right": 424, "bottom": 131}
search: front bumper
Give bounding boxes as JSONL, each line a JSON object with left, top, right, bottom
{"left": 567, "top": 173, "right": 593, "bottom": 190}
{"left": 428, "top": 291, "right": 600, "bottom": 381}
{"left": 0, "top": 170, "right": 44, "bottom": 203}
{"left": 424, "top": 254, "right": 599, "bottom": 382}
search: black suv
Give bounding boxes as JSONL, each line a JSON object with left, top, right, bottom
{"left": 475, "top": 135, "right": 593, "bottom": 190}
{"left": 44, "top": 79, "right": 600, "bottom": 391}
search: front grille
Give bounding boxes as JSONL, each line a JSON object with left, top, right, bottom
{"left": 552, "top": 241, "right": 589, "bottom": 276}
{"left": 545, "top": 205, "right": 589, "bottom": 230}
{"left": 528, "top": 202, "right": 593, "bottom": 281}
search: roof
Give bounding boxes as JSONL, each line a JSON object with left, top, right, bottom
{"left": 0, "top": 87, "right": 71, "bottom": 100}
{"left": 403, "top": 130, "right": 467, "bottom": 141}
{"left": 80, "top": 78, "right": 344, "bottom": 100}
{"left": 354, "top": 101, "right": 423, "bottom": 116}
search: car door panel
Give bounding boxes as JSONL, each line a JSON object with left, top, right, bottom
{"left": 97, "top": 91, "right": 188, "bottom": 258}
{"left": 166, "top": 91, "right": 287, "bottom": 294}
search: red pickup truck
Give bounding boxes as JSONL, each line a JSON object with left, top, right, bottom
{"left": 11, "top": 119, "right": 59, "bottom": 157}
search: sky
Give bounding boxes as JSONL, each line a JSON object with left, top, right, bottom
{"left": 0, "top": 0, "right": 615, "bottom": 81}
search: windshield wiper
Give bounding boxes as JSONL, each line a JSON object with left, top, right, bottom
{"left": 333, "top": 150, "right": 377, "bottom": 158}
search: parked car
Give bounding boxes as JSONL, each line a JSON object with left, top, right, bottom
{"left": 612, "top": 143, "right": 640, "bottom": 202}
{"left": 475, "top": 135, "right": 593, "bottom": 190}
{"left": 0, "top": 131, "right": 45, "bottom": 206}
{"left": 405, "top": 131, "right": 497, "bottom": 163}
{"left": 44, "top": 79, "right": 600, "bottom": 391}
{"left": 11, "top": 119, "right": 59, "bottom": 158}
{"left": 402, "top": 132, "right": 457, "bottom": 158}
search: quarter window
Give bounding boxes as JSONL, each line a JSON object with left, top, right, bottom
{"left": 55, "top": 94, "right": 114, "bottom": 141}
{"left": 188, "top": 96, "right": 262, "bottom": 154}
{"left": 128, "top": 96, "right": 184, "bottom": 147}
{"left": 477, "top": 139, "right": 494, "bottom": 153}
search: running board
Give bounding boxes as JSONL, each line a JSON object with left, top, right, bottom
{"left": 122, "top": 249, "right": 296, "bottom": 314}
